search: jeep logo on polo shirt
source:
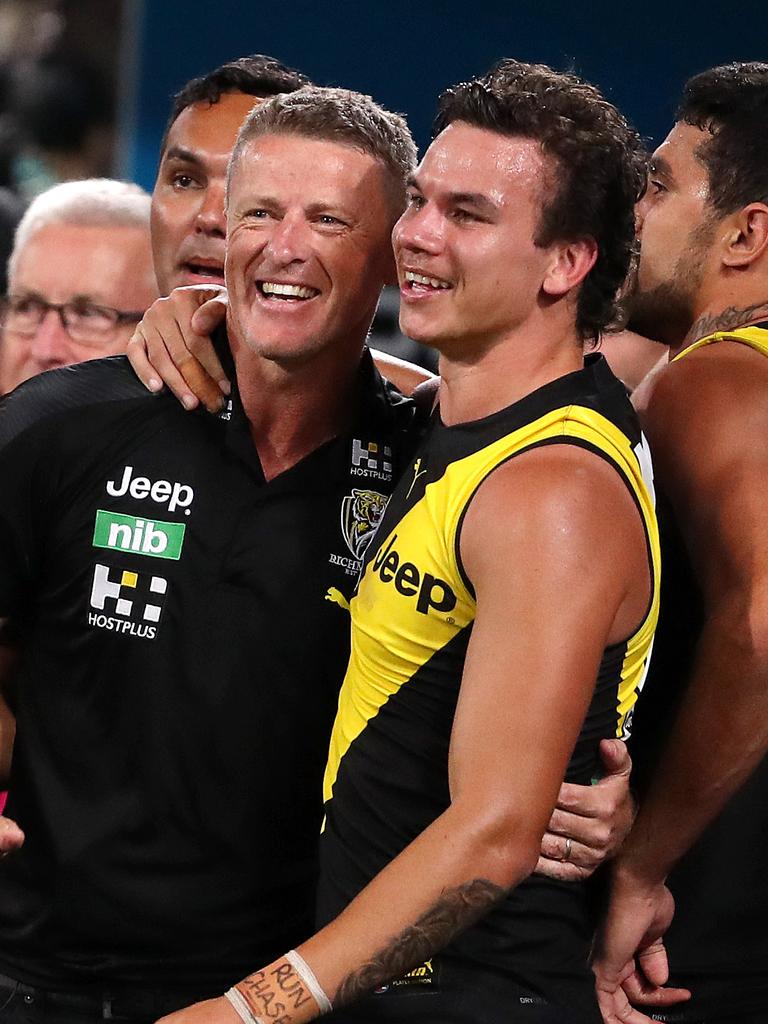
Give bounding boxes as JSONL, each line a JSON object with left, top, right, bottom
{"left": 372, "top": 534, "right": 457, "bottom": 616}
{"left": 106, "top": 465, "right": 194, "bottom": 515}
{"left": 92, "top": 510, "right": 185, "bottom": 560}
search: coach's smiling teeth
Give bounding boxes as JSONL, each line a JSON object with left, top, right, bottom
{"left": 404, "top": 271, "right": 452, "bottom": 290}
{"left": 259, "top": 281, "right": 320, "bottom": 300}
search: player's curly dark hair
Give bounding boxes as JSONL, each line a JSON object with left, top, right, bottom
{"left": 434, "top": 60, "right": 647, "bottom": 342}
{"left": 160, "top": 55, "right": 309, "bottom": 155}
{"left": 678, "top": 62, "right": 768, "bottom": 216}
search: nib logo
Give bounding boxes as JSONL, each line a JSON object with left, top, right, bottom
{"left": 92, "top": 510, "right": 185, "bottom": 560}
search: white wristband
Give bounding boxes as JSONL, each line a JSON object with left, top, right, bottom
{"left": 285, "top": 949, "right": 333, "bottom": 1015}
{"left": 224, "top": 986, "right": 264, "bottom": 1024}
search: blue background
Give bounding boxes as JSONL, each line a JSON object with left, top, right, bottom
{"left": 127, "top": 0, "right": 768, "bottom": 189}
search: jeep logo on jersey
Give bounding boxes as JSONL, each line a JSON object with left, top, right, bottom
{"left": 92, "top": 510, "right": 185, "bottom": 560}
{"left": 341, "top": 488, "right": 388, "bottom": 561}
{"left": 105, "top": 465, "right": 194, "bottom": 515}
{"left": 372, "top": 534, "right": 457, "bottom": 616}
{"left": 88, "top": 563, "right": 167, "bottom": 639}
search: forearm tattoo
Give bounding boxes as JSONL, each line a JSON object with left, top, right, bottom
{"left": 335, "top": 877, "right": 505, "bottom": 1006}
{"left": 688, "top": 301, "right": 768, "bottom": 345}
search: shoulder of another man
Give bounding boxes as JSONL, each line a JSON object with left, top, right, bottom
{"left": 0, "top": 356, "right": 168, "bottom": 450}
{"left": 639, "top": 339, "right": 768, "bottom": 505}
{"left": 641, "top": 340, "right": 768, "bottom": 448}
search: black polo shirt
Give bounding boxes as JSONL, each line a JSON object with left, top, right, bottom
{"left": 0, "top": 351, "right": 419, "bottom": 992}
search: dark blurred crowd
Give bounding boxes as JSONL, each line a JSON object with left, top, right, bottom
{"left": 0, "top": 0, "right": 122, "bottom": 294}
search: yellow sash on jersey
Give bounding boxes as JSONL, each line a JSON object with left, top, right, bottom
{"left": 673, "top": 324, "right": 768, "bottom": 362}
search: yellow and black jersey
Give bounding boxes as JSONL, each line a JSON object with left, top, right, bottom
{"left": 318, "top": 354, "right": 659, "bottom": 1002}
{"left": 671, "top": 320, "right": 768, "bottom": 362}
{"left": 630, "top": 323, "right": 768, "bottom": 1020}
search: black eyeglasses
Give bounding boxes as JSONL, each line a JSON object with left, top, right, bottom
{"left": 2, "top": 294, "right": 145, "bottom": 346}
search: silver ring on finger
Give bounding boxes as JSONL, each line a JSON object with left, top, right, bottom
{"left": 561, "top": 837, "right": 573, "bottom": 863}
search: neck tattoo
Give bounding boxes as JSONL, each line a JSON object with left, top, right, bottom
{"left": 687, "top": 300, "right": 768, "bottom": 345}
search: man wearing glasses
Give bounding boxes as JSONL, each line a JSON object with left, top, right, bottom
{"left": 0, "top": 177, "right": 157, "bottom": 817}
{"left": 0, "top": 178, "right": 158, "bottom": 396}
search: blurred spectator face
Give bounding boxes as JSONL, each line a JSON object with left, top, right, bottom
{"left": 0, "top": 221, "right": 157, "bottom": 393}
{"left": 151, "top": 91, "right": 258, "bottom": 294}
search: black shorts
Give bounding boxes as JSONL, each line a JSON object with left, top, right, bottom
{"left": 328, "top": 958, "right": 601, "bottom": 1024}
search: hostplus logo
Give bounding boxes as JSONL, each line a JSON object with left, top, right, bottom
{"left": 351, "top": 439, "right": 392, "bottom": 482}
{"left": 88, "top": 563, "right": 168, "bottom": 639}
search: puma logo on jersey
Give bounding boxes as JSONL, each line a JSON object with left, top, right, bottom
{"left": 372, "top": 534, "right": 456, "bottom": 616}
{"left": 325, "top": 587, "right": 350, "bottom": 612}
{"left": 406, "top": 457, "right": 428, "bottom": 499}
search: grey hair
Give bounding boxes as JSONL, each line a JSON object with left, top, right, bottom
{"left": 9, "top": 178, "right": 151, "bottom": 285}
{"left": 227, "top": 86, "right": 417, "bottom": 214}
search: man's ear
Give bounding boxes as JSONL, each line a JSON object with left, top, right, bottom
{"left": 721, "top": 203, "right": 768, "bottom": 269}
{"left": 542, "top": 237, "right": 598, "bottom": 298}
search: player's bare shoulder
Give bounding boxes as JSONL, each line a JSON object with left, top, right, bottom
{"left": 638, "top": 339, "right": 768, "bottom": 487}
{"left": 461, "top": 444, "right": 650, "bottom": 645}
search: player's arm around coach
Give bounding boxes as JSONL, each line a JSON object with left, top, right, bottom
{"left": 158, "top": 432, "right": 649, "bottom": 1024}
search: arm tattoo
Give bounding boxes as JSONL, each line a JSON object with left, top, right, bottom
{"left": 335, "top": 878, "right": 504, "bottom": 1006}
{"left": 687, "top": 301, "right": 768, "bottom": 345}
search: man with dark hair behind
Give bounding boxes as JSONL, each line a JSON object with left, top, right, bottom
{"left": 161, "top": 55, "right": 310, "bottom": 154}
{"left": 161, "top": 60, "right": 657, "bottom": 1024}
{"left": 151, "top": 54, "right": 308, "bottom": 296}
{"left": 594, "top": 62, "right": 768, "bottom": 1024}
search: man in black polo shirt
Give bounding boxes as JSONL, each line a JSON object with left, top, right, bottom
{"left": 0, "top": 85, "right": 421, "bottom": 1024}
{"left": 0, "top": 53, "right": 312, "bottom": 810}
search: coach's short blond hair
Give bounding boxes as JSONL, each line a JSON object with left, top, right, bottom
{"left": 228, "top": 86, "right": 417, "bottom": 215}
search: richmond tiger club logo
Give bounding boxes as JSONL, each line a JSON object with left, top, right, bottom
{"left": 342, "top": 488, "right": 388, "bottom": 560}
{"left": 328, "top": 488, "right": 389, "bottom": 576}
